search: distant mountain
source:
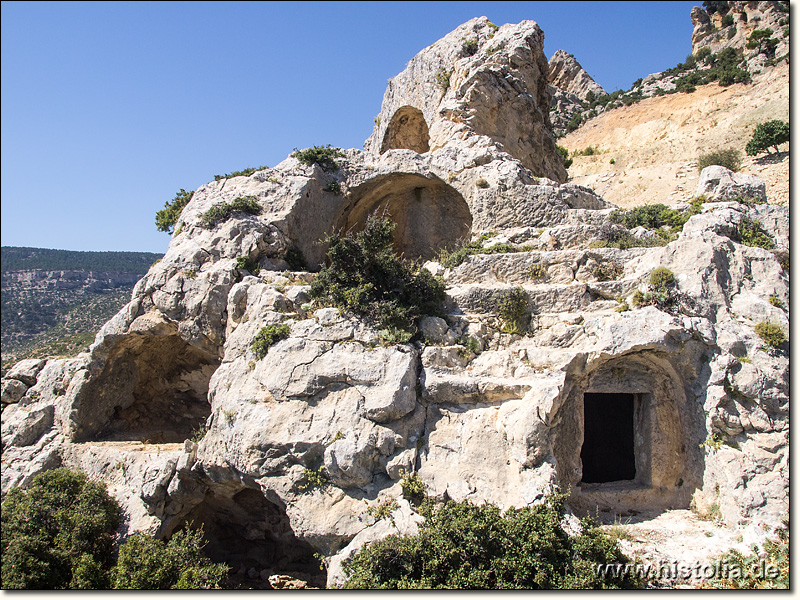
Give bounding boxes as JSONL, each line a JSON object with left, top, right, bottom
{"left": 1, "top": 247, "right": 162, "bottom": 368}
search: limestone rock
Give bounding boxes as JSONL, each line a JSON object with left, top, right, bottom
{"left": 548, "top": 49, "right": 606, "bottom": 101}
{"left": 696, "top": 165, "right": 767, "bottom": 203}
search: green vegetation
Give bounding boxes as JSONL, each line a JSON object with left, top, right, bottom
{"left": 461, "top": 38, "right": 479, "bottom": 56}
{"left": 155, "top": 189, "right": 194, "bottom": 234}
{"left": 235, "top": 256, "right": 261, "bottom": 275}
{"left": 399, "top": 469, "right": 426, "bottom": 505}
{"left": 214, "top": 165, "right": 268, "bottom": 181}
{"left": 437, "top": 233, "right": 523, "bottom": 268}
{"left": 556, "top": 145, "right": 573, "bottom": 169}
{"left": 435, "top": 67, "right": 452, "bottom": 92}
{"left": 632, "top": 268, "right": 679, "bottom": 311}
{"left": 565, "top": 111, "right": 583, "bottom": 133}
{"left": 703, "top": 519, "right": 788, "bottom": 589}
{"left": 649, "top": 267, "right": 675, "bottom": 291}
{"left": 283, "top": 247, "right": 306, "bottom": 271}
{"left": 342, "top": 494, "right": 641, "bottom": 589}
{"left": 745, "top": 120, "right": 789, "bottom": 156}
{"left": 768, "top": 295, "right": 784, "bottom": 308}
{"left": 309, "top": 216, "right": 445, "bottom": 336}
{"left": 593, "top": 262, "right": 623, "bottom": 281}
{"left": 299, "top": 466, "right": 329, "bottom": 491}
{"left": 745, "top": 28, "right": 778, "bottom": 56}
{"left": 737, "top": 218, "right": 773, "bottom": 249}
{"left": 528, "top": 262, "right": 547, "bottom": 280}
{"left": 200, "top": 196, "right": 262, "bottom": 229}
{"left": 703, "top": 1, "right": 730, "bottom": 14}
{"left": 497, "top": 287, "right": 529, "bottom": 334}
{"left": 325, "top": 181, "right": 342, "bottom": 194}
{"left": 721, "top": 13, "right": 734, "bottom": 27}
{"left": 609, "top": 203, "right": 696, "bottom": 230}
{"left": 367, "top": 498, "right": 399, "bottom": 522}
{"left": 573, "top": 146, "right": 598, "bottom": 156}
{"left": 754, "top": 322, "right": 786, "bottom": 348}
{"left": 251, "top": 324, "right": 291, "bottom": 359}
{"left": 112, "top": 529, "right": 227, "bottom": 589}
{"left": 291, "top": 145, "right": 345, "bottom": 171}
{"left": 697, "top": 148, "right": 742, "bottom": 172}
{"left": 1, "top": 246, "right": 163, "bottom": 272}
{"left": 1, "top": 469, "right": 120, "bottom": 589}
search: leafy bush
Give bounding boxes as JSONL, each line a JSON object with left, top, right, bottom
{"left": 298, "top": 466, "right": 329, "bottom": 492}
{"left": 697, "top": 148, "right": 742, "bottom": 172}
{"left": 737, "top": 218, "right": 773, "bottom": 249}
{"left": 309, "top": 216, "right": 445, "bottom": 335}
{"left": 112, "top": 529, "right": 227, "bottom": 589}
{"left": 649, "top": 267, "right": 675, "bottom": 292}
{"left": 1, "top": 469, "right": 121, "bottom": 589}
{"left": 497, "top": 287, "right": 529, "bottom": 334}
{"left": 284, "top": 246, "right": 306, "bottom": 271}
{"left": 768, "top": 295, "right": 784, "bottom": 308}
{"left": 214, "top": 165, "right": 268, "bottom": 181}
{"left": 155, "top": 189, "right": 194, "bottom": 233}
{"left": 755, "top": 322, "right": 786, "bottom": 348}
{"left": 343, "top": 494, "right": 642, "bottom": 589}
{"left": 236, "top": 256, "right": 260, "bottom": 275}
{"left": 590, "top": 224, "right": 671, "bottom": 250}
{"left": 528, "top": 263, "right": 547, "bottom": 279}
{"left": 565, "top": 112, "right": 583, "bottom": 133}
{"left": 251, "top": 324, "right": 291, "bottom": 359}
{"left": 746, "top": 28, "right": 778, "bottom": 56}
{"left": 704, "top": 519, "right": 788, "bottom": 589}
{"left": 556, "top": 145, "right": 573, "bottom": 169}
{"left": 200, "top": 196, "right": 262, "bottom": 229}
{"left": 703, "top": 1, "right": 730, "bottom": 14}
{"left": 609, "top": 203, "right": 693, "bottom": 230}
{"left": 437, "top": 234, "right": 524, "bottom": 268}
{"left": 721, "top": 13, "right": 734, "bottom": 27}
{"left": 745, "top": 120, "right": 789, "bottom": 156}
{"left": 291, "top": 145, "right": 345, "bottom": 171}
{"left": 633, "top": 268, "right": 683, "bottom": 311}
{"left": 399, "top": 469, "right": 426, "bottom": 506}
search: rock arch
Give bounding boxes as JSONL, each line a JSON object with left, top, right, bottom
{"left": 337, "top": 173, "right": 472, "bottom": 262}
{"left": 553, "top": 353, "right": 703, "bottom": 515}
{"left": 70, "top": 323, "right": 219, "bottom": 444}
{"left": 380, "top": 106, "right": 430, "bottom": 154}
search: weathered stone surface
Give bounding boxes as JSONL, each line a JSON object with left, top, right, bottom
{"left": 696, "top": 165, "right": 767, "bottom": 202}
{"left": 5, "top": 358, "right": 46, "bottom": 386}
{"left": 548, "top": 49, "right": 606, "bottom": 101}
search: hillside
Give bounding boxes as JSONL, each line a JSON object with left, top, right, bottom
{"left": 1, "top": 247, "right": 161, "bottom": 367}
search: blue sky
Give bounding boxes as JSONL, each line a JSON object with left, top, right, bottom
{"left": 1, "top": 1, "right": 699, "bottom": 253}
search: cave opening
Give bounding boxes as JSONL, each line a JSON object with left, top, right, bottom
{"left": 171, "top": 487, "right": 326, "bottom": 588}
{"left": 580, "top": 393, "right": 636, "bottom": 484}
{"left": 339, "top": 173, "right": 472, "bottom": 262}
{"left": 380, "top": 106, "right": 430, "bottom": 155}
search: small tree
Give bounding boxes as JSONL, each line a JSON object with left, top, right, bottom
{"left": 1, "top": 469, "right": 121, "bottom": 589}
{"left": 746, "top": 120, "right": 789, "bottom": 156}
{"left": 155, "top": 189, "right": 194, "bottom": 233}
{"left": 745, "top": 29, "right": 778, "bottom": 56}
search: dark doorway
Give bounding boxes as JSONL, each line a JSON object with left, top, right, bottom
{"left": 581, "top": 393, "right": 636, "bottom": 483}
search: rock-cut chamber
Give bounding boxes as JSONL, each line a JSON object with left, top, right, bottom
{"left": 338, "top": 173, "right": 472, "bottom": 262}
{"left": 380, "top": 106, "right": 430, "bottom": 154}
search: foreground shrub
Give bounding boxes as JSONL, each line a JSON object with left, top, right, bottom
{"left": 200, "top": 196, "right": 262, "bottom": 229}
{"left": 1, "top": 469, "right": 120, "bottom": 589}
{"left": 609, "top": 203, "right": 693, "bottom": 230}
{"left": 737, "top": 217, "right": 773, "bottom": 249}
{"left": 497, "top": 287, "right": 529, "bottom": 334}
{"left": 112, "top": 529, "right": 227, "bottom": 589}
{"left": 309, "top": 216, "right": 445, "bottom": 335}
{"left": 697, "top": 148, "right": 742, "bottom": 172}
{"left": 155, "top": 189, "right": 194, "bottom": 233}
{"left": 556, "top": 145, "right": 572, "bottom": 169}
{"left": 746, "top": 120, "right": 789, "bottom": 156}
{"left": 214, "top": 165, "right": 269, "bottom": 181}
{"left": 343, "top": 494, "right": 641, "bottom": 589}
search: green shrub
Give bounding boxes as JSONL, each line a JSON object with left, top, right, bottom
{"left": 325, "top": 182, "right": 342, "bottom": 195}
{"left": 112, "top": 529, "right": 227, "bottom": 589}
{"left": 461, "top": 38, "right": 479, "bottom": 56}
{"left": 1, "top": 469, "right": 120, "bottom": 589}
{"left": 755, "top": 322, "right": 786, "bottom": 347}
{"left": 155, "top": 189, "right": 194, "bottom": 233}
{"left": 251, "top": 324, "right": 291, "bottom": 359}
{"left": 200, "top": 196, "right": 262, "bottom": 229}
{"left": 214, "top": 165, "right": 268, "bottom": 181}
{"left": 649, "top": 267, "right": 676, "bottom": 292}
{"left": 632, "top": 268, "right": 681, "bottom": 311}
{"left": 737, "top": 218, "right": 773, "bottom": 249}
{"left": 298, "top": 466, "right": 329, "bottom": 492}
{"left": 342, "top": 494, "right": 642, "bottom": 589}
{"left": 609, "top": 203, "right": 691, "bottom": 230}
{"left": 746, "top": 28, "right": 777, "bottom": 55}
{"left": 528, "top": 262, "right": 547, "bottom": 280}
{"left": 556, "top": 145, "right": 573, "bottom": 169}
{"left": 703, "top": 519, "right": 788, "bottom": 589}
{"left": 235, "top": 256, "right": 260, "bottom": 275}
{"left": 697, "top": 148, "right": 742, "bottom": 172}
{"left": 435, "top": 68, "right": 452, "bottom": 92}
{"left": 309, "top": 216, "right": 445, "bottom": 335}
{"left": 291, "top": 145, "right": 345, "bottom": 171}
{"left": 399, "top": 469, "right": 426, "bottom": 506}
{"left": 721, "top": 13, "right": 734, "bottom": 27}
{"left": 745, "top": 120, "right": 789, "bottom": 156}
{"left": 593, "top": 262, "right": 623, "bottom": 281}
{"left": 565, "top": 112, "right": 583, "bottom": 133}
{"left": 284, "top": 246, "right": 306, "bottom": 271}
{"left": 498, "top": 287, "right": 528, "bottom": 334}
{"left": 768, "top": 295, "right": 784, "bottom": 308}
{"left": 437, "top": 233, "right": 524, "bottom": 268}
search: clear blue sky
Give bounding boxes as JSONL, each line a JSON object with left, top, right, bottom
{"left": 1, "top": 1, "right": 699, "bottom": 253}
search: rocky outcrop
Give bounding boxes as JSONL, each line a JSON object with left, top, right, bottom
{"left": 0, "top": 17, "right": 789, "bottom": 590}
{"left": 364, "top": 17, "right": 567, "bottom": 183}
{"left": 548, "top": 50, "right": 606, "bottom": 101}
{"left": 691, "top": 1, "right": 789, "bottom": 61}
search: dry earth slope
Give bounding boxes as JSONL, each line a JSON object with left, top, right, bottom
{"left": 560, "top": 62, "right": 789, "bottom": 208}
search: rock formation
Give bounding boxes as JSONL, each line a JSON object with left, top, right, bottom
{"left": 1, "top": 16, "right": 789, "bottom": 590}
{"left": 548, "top": 49, "right": 606, "bottom": 101}
{"left": 691, "top": 1, "right": 789, "bottom": 60}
